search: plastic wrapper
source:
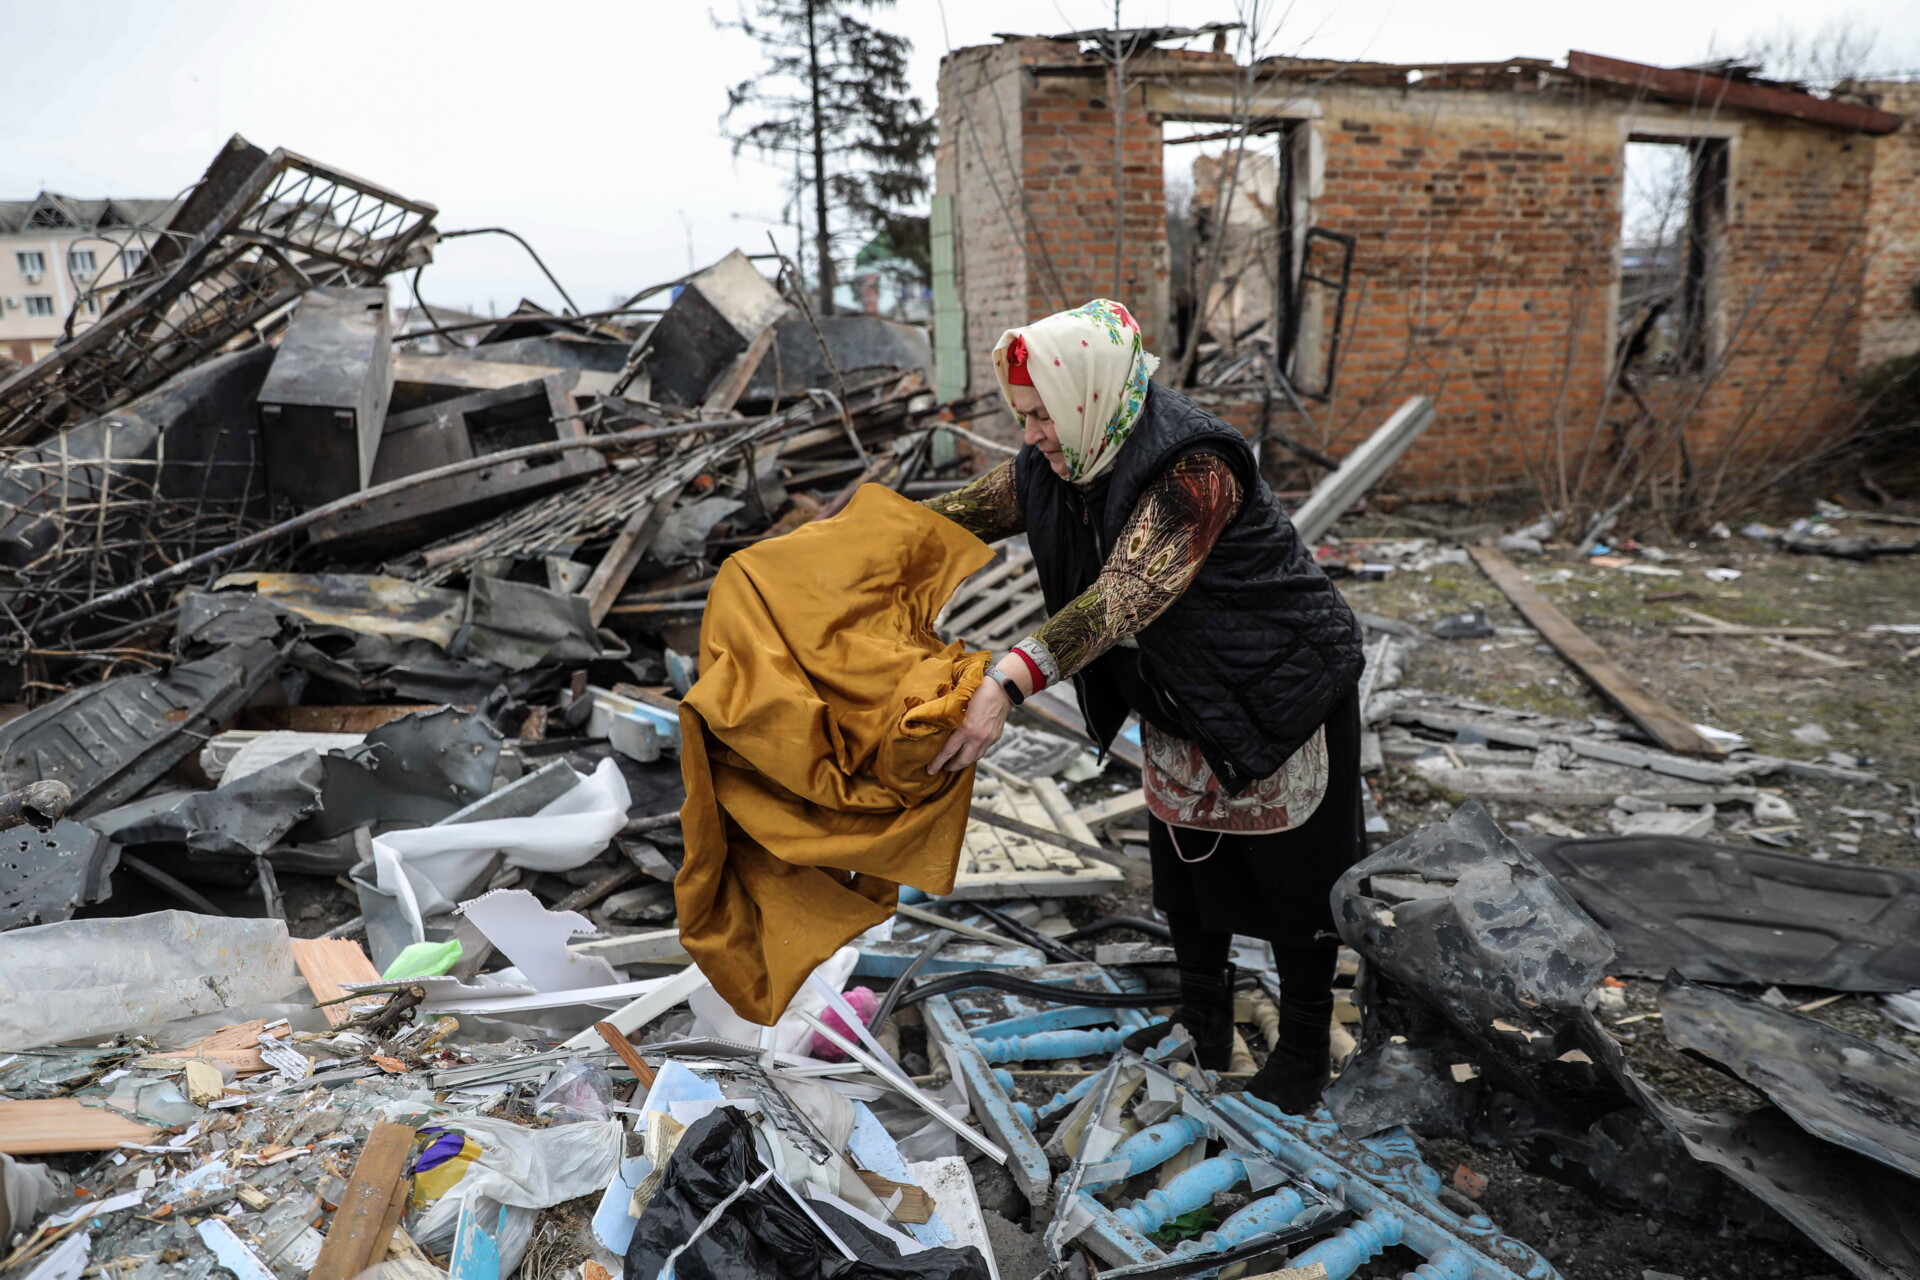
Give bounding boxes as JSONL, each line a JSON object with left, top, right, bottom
{"left": 533, "top": 1061, "right": 615, "bottom": 1125}
{"left": 0, "top": 1153, "right": 60, "bottom": 1241}
{"left": 0, "top": 912, "right": 298, "bottom": 1049}
{"left": 625, "top": 1107, "right": 990, "bottom": 1280}
{"left": 412, "top": 1116, "right": 623, "bottom": 1263}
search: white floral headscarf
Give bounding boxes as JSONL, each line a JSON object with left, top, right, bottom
{"left": 992, "top": 298, "right": 1160, "bottom": 484}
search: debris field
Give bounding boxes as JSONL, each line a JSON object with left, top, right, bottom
{"left": 0, "top": 127, "right": 1918, "bottom": 1280}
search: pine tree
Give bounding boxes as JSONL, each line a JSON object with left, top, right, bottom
{"left": 719, "top": 0, "right": 934, "bottom": 314}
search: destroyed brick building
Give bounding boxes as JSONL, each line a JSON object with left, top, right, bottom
{"left": 934, "top": 35, "right": 1920, "bottom": 502}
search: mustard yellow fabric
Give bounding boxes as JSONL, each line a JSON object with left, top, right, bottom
{"left": 675, "top": 484, "right": 993, "bottom": 1025}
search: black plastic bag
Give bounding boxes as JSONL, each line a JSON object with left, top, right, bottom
{"left": 625, "top": 1108, "right": 991, "bottom": 1280}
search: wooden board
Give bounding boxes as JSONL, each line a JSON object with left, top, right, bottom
{"left": 137, "top": 1048, "right": 271, "bottom": 1075}
{"left": 1671, "top": 624, "right": 1839, "bottom": 637}
{"left": 238, "top": 705, "right": 445, "bottom": 734}
{"left": 951, "top": 783, "right": 1123, "bottom": 900}
{"left": 699, "top": 325, "right": 777, "bottom": 416}
{"left": 1072, "top": 788, "right": 1148, "bottom": 831}
{"left": 582, "top": 481, "right": 689, "bottom": 626}
{"left": 0, "top": 1098, "right": 158, "bottom": 1154}
{"left": 290, "top": 937, "right": 386, "bottom": 1028}
{"left": 596, "top": 1021, "right": 657, "bottom": 1089}
{"left": 1669, "top": 607, "right": 1861, "bottom": 669}
{"left": 1468, "top": 546, "right": 1726, "bottom": 758}
{"left": 310, "top": 1122, "right": 417, "bottom": 1280}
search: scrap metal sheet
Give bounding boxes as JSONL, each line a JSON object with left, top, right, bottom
{"left": 1528, "top": 834, "right": 1920, "bottom": 991}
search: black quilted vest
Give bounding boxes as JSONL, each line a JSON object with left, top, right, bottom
{"left": 1015, "top": 383, "right": 1363, "bottom": 794}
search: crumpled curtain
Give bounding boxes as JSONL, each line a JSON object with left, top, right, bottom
{"left": 675, "top": 485, "right": 992, "bottom": 1025}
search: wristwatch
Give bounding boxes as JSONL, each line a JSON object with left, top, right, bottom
{"left": 997, "top": 674, "right": 1026, "bottom": 706}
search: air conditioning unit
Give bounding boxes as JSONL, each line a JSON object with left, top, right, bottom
{"left": 23, "top": 273, "right": 41, "bottom": 285}
{"left": 72, "top": 269, "right": 95, "bottom": 283}
{"left": 2, "top": 297, "right": 17, "bottom": 309}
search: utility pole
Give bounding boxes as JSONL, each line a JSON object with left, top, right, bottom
{"left": 806, "top": 0, "right": 835, "bottom": 316}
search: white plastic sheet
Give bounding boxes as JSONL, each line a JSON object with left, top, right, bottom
{"left": 372, "top": 757, "right": 630, "bottom": 940}
{"left": 0, "top": 912, "right": 297, "bottom": 1050}
{"left": 689, "top": 946, "right": 858, "bottom": 1056}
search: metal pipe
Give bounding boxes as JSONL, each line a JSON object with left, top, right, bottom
{"left": 0, "top": 780, "right": 72, "bottom": 832}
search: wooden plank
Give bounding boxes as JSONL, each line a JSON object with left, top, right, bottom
{"left": 138, "top": 1048, "right": 270, "bottom": 1075}
{"left": 582, "top": 479, "right": 690, "bottom": 627}
{"left": 1290, "top": 397, "right": 1435, "bottom": 544}
{"left": 290, "top": 937, "right": 386, "bottom": 1028}
{"left": 238, "top": 705, "right": 444, "bottom": 733}
{"left": 699, "top": 324, "right": 777, "bottom": 417}
{"left": 1072, "top": 788, "right": 1148, "bottom": 830}
{"left": 854, "top": 1170, "right": 933, "bottom": 1224}
{"left": 1671, "top": 607, "right": 1863, "bottom": 669}
{"left": 310, "top": 1122, "right": 417, "bottom": 1280}
{"left": 1671, "top": 625, "right": 1839, "bottom": 637}
{"left": 1566, "top": 50, "right": 1904, "bottom": 134}
{"left": 372, "top": 1175, "right": 411, "bottom": 1266}
{"left": 179, "top": 1018, "right": 291, "bottom": 1052}
{"left": 0, "top": 1099, "right": 157, "bottom": 1154}
{"left": 596, "top": 1021, "right": 657, "bottom": 1090}
{"left": 1467, "top": 545, "right": 1726, "bottom": 758}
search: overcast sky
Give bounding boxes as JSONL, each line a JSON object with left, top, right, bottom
{"left": 5, "top": 0, "right": 1915, "bottom": 318}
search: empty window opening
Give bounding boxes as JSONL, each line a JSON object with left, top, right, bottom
{"left": 1618, "top": 137, "right": 1727, "bottom": 378}
{"left": 1163, "top": 120, "right": 1302, "bottom": 389}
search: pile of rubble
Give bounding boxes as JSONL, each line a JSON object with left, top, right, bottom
{"left": 2, "top": 132, "right": 1918, "bottom": 1280}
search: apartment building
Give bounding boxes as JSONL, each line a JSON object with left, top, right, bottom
{"left": 0, "top": 192, "right": 179, "bottom": 365}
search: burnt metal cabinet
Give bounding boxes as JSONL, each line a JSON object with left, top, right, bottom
{"left": 641, "top": 250, "right": 790, "bottom": 407}
{"left": 305, "top": 372, "right": 603, "bottom": 551}
{"left": 256, "top": 287, "right": 394, "bottom": 512}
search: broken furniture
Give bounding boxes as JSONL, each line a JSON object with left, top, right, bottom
{"left": 1046, "top": 1053, "right": 1561, "bottom": 1279}
{"left": 920, "top": 961, "right": 1159, "bottom": 1211}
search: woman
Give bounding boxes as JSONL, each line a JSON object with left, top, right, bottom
{"left": 920, "top": 299, "right": 1365, "bottom": 1114}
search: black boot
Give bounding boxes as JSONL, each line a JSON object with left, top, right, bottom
{"left": 1122, "top": 960, "right": 1236, "bottom": 1070}
{"left": 1247, "top": 949, "right": 1338, "bottom": 1114}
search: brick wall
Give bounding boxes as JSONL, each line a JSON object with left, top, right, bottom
{"left": 936, "top": 46, "right": 1905, "bottom": 499}
{"left": 1297, "top": 88, "right": 1621, "bottom": 500}
{"left": 1859, "top": 82, "right": 1920, "bottom": 370}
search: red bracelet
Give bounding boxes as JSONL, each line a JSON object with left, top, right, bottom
{"left": 1007, "top": 648, "right": 1047, "bottom": 693}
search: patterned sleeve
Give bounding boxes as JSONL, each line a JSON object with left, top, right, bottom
{"left": 1013, "top": 452, "right": 1241, "bottom": 687}
{"left": 919, "top": 460, "right": 1025, "bottom": 542}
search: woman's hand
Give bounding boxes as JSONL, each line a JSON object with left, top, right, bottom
{"left": 927, "top": 675, "right": 1012, "bottom": 774}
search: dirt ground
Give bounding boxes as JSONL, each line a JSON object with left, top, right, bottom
{"left": 1050, "top": 515, "right": 1919, "bottom": 1280}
